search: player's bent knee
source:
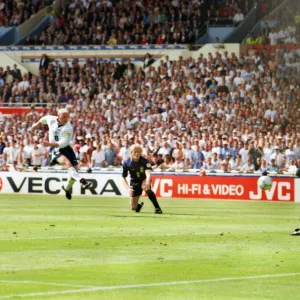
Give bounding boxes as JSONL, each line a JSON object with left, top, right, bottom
{"left": 63, "top": 158, "right": 73, "bottom": 169}
{"left": 145, "top": 189, "right": 154, "bottom": 196}
{"left": 65, "top": 161, "right": 72, "bottom": 168}
{"left": 57, "top": 155, "right": 71, "bottom": 168}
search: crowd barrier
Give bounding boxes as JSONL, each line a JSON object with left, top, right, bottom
{"left": 0, "top": 43, "right": 240, "bottom": 76}
{"left": 0, "top": 172, "right": 299, "bottom": 202}
{"left": 0, "top": 45, "right": 189, "bottom": 52}
{"left": 0, "top": 107, "right": 44, "bottom": 114}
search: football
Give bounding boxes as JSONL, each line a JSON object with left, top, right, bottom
{"left": 257, "top": 176, "right": 273, "bottom": 191}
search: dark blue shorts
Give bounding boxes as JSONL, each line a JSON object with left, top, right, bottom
{"left": 130, "top": 181, "right": 143, "bottom": 197}
{"left": 50, "top": 146, "right": 78, "bottom": 167}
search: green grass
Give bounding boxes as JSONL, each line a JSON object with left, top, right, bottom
{"left": 0, "top": 195, "right": 300, "bottom": 299}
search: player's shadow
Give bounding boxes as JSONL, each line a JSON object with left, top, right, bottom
{"left": 163, "top": 213, "right": 200, "bottom": 217}
{"left": 109, "top": 214, "right": 169, "bottom": 219}
{"left": 109, "top": 213, "right": 199, "bottom": 218}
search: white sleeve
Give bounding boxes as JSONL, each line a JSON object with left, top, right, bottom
{"left": 40, "top": 115, "right": 50, "bottom": 125}
{"left": 58, "top": 128, "right": 73, "bottom": 148}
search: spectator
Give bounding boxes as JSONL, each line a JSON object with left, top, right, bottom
{"left": 259, "top": 159, "right": 268, "bottom": 173}
{"left": 91, "top": 144, "right": 106, "bottom": 168}
{"left": 287, "top": 159, "right": 298, "bottom": 174}
{"left": 221, "top": 160, "right": 231, "bottom": 172}
{"left": 159, "top": 154, "right": 173, "bottom": 170}
{"left": 231, "top": 154, "right": 244, "bottom": 171}
{"left": 0, "top": 0, "right": 52, "bottom": 27}
{"left": 105, "top": 142, "right": 118, "bottom": 166}
{"left": 241, "top": 158, "right": 255, "bottom": 172}
{"left": 170, "top": 149, "right": 185, "bottom": 170}
{"left": 119, "top": 140, "right": 131, "bottom": 163}
{"left": 14, "top": 143, "right": 27, "bottom": 166}
{"left": 3, "top": 140, "right": 18, "bottom": 164}
{"left": 270, "top": 146, "right": 284, "bottom": 166}
{"left": 158, "top": 139, "right": 171, "bottom": 157}
{"left": 39, "top": 54, "right": 50, "bottom": 71}
{"left": 233, "top": 9, "right": 244, "bottom": 25}
{"left": 191, "top": 144, "right": 204, "bottom": 169}
{"left": 248, "top": 1, "right": 299, "bottom": 46}
{"left": 267, "top": 159, "right": 279, "bottom": 173}
{"left": 25, "top": 0, "right": 255, "bottom": 46}
{"left": 151, "top": 154, "right": 164, "bottom": 169}
{"left": 143, "top": 53, "right": 155, "bottom": 69}
{"left": 0, "top": 136, "right": 6, "bottom": 155}
{"left": 31, "top": 141, "right": 44, "bottom": 168}
{"left": 1, "top": 44, "right": 300, "bottom": 176}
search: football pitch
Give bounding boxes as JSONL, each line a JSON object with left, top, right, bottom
{"left": 1, "top": 195, "right": 300, "bottom": 300}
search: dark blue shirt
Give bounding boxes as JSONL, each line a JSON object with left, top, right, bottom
{"left": 122, "top": 157, "right": 152, "bottom": 182}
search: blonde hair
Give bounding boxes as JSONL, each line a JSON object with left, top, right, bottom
{"left": 130, "top": 143, "right": 143, "bottom": 159}
{"left": 57, "top": 108, "right": 69, "bottom": 116}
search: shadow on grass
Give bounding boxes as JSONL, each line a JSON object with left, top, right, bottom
{"left": 109, "top": 214, "right": 170, "bottom": 219}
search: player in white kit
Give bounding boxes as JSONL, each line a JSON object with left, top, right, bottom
{"left": 32, "top": 108, "right": 91, "bottom": 200}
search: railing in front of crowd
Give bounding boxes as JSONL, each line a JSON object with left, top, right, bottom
{"left": 207, "top": 17, "right": 235, "bottom": 26}
{"left": 0, "top": 44, "right": 190, "bottom": 51}
{"left": 0, "top": 103, "right": 47, "bottom": 107}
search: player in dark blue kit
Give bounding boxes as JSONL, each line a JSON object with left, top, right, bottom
{"left": 122, "top": 144, "right": 163, "bottom": 214}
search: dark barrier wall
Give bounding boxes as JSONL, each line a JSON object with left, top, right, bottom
{"left": 0, "top": 28, "right": 18, "bottom": 46}
{"left": 197, "top": 27, "right": 234, "bottom": 44}
{"left": 14, "top": 16, "right": 51, "bottom": 45}
{"left": 0, "top": 17, "right": 51, "bottom": 46}
{"left": 224, "top": 8, "right": 257, "bottom": 43}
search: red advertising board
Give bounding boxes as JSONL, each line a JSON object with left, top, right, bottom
{"left": 0, "top": 107, "right": 44, "bottom": 115}
{"left": 151, "top": 175, "right": 295, "bottom": 201}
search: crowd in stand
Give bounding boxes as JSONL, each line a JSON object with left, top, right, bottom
{"left": 246, "top": 0, "right": 300, "bottom": 45}
{"left": 23, "top": 0, "right": 254, "bottom": 46}
{"left": 0, "top": 44, "right": 300, "bottom": 174}
{"left": 0, "top": 0, "right": 53, "bottom": 26}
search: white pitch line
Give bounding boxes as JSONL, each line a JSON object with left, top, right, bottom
{"left": 1, "top": 272, "right": 300, "bottom": 299}
{"left": 0, "top": 280, "right": 95, "bottom": 288}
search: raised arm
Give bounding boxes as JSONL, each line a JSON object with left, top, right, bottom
{"left": 31, "top": 119, "right": 42, "bottom": 130}
{"left": 32, "top": 116, "right": 47, "bottom": 130}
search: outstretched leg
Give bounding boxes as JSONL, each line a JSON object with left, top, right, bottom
{"left": 142, "top": 181, "right": 162, "bottom": 214}
{"left": 56, "top": 155, "right": 91, "bottom": 200}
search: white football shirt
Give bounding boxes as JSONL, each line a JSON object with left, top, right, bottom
{"left": 40, "top": 115, "right": 73, "bottom": 149}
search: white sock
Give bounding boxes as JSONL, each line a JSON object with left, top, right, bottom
{"left": 65, "top": 178, "right": 76, "bottom": 191}
{"left": 68, "top": 167, "right": 82, "bottom": 181}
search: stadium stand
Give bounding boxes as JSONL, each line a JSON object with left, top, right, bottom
{"left": 0, "top": 0, "right": 299, "bottom": 176}
{"left": 262, "top": 0, "right": 300, "bottom": 45}
{"left": 0, "top": 43, "right": 300, "bottom": 174}
{"left": 0, "top": 0, "right": 53, "bottom": 26}
{"left": 244, "top": 0, "right": 300, "bottom": 45}
{"left": 21, "top": 0, "right": 256, "bottom": 46}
